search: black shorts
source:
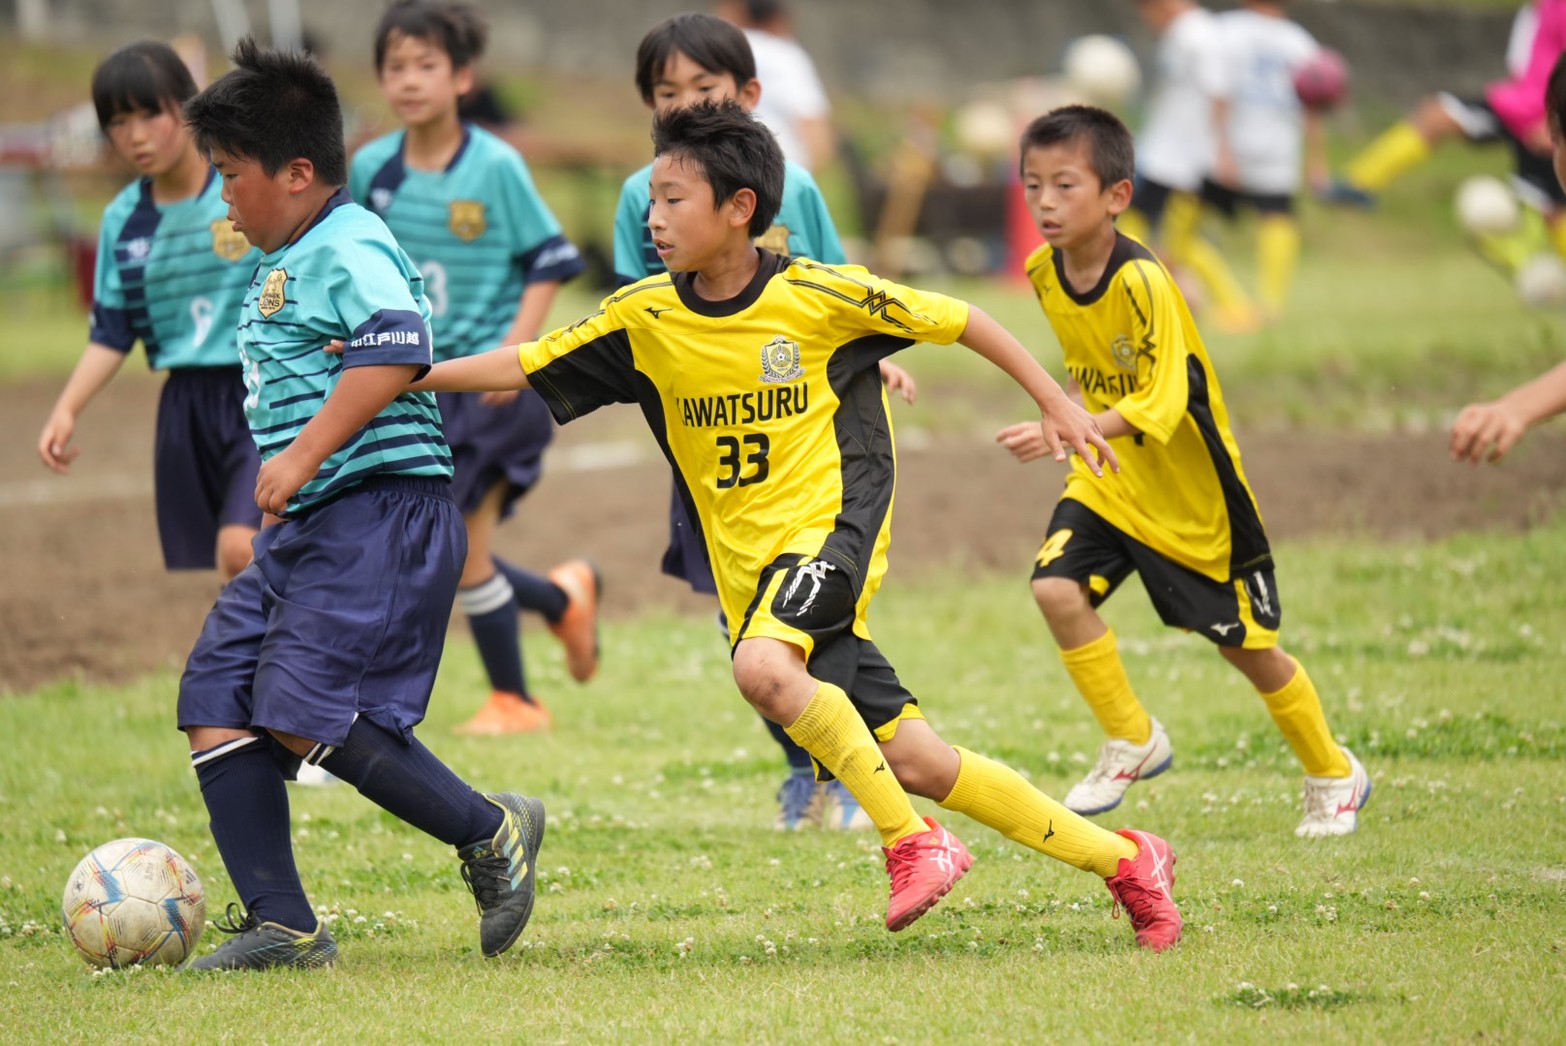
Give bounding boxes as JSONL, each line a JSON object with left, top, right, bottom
{"left": 1199, "top": 178, "right": 1295, "bottom": 218}
{"left": 735, "top": 551, "right": 918, "bottom": 747}
{"left": 1131, "top": 175, "right": 1178, "bottom": 226}
{"left": 1031, "top": 499, "right": 1281, "bottom": 649}
{"left": 1438, "top": 93, "right": 1566, "bottom": 208}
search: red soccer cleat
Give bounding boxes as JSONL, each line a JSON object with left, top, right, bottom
{"left": 1104, "top": 828, "right": 1182, "bottom": 951}
{"left": 547, "top": 559, "right": 601, "bottom": 683}
{"left": 883, "top": 817, "right": 974, "bottom": 932}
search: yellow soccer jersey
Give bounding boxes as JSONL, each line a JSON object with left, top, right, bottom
{"left": 520, "top": 250, "right": 970, "bottom": 639}
{"left": 1026, "top": 233, "right": 1270, "bottom": 582}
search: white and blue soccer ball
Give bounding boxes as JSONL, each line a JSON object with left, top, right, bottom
{"left": 61, "top": 837, "right": 205, "bottom": 968}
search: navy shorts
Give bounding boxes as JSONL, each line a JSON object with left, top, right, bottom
{"left": 660, "top": 483, "right": 718, "bottom": 594}
{"left": 1032, "top": 499, "right": 1282, "bottom": 650}
{"left": 177, "top": 476, "right": 465, "bottom": 746}
{"left": 154, "top": 367, "right": 262, "bottom": 569}
{"left": 437, "top": 389, "right": 553, "bottom": 518}
{"left": 1131, "top": 175, "right": 1179, "bottom": 226}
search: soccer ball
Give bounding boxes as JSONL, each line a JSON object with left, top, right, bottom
{"left": 1516, "top": 252, "right": 1566, "bottom": 308}
{"left": 1454, "top": 175, "right": 1521, "bottom": 236}
{"left": 1062, "top": 34, "right": 1141, "bottom": 106}
{"left": 1293, "top": 48, "right": 1349, "bottom": 110}
{"left": 61, "top": 838, "right": 206, "bottom": 968}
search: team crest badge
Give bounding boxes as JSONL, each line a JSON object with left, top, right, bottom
{"left": 125, "top": 237, "right": 151, "bottom": 261}
{"left": 209, "top": 220, "right": 250, "bottom": 262}
{"left": 753, "top": 222, "right": 791, "bottom": 254}
{"left": 449, "top": 200, "right": 486, "bottom": 242}
{"left": 759, "top": 335, "right": 803, "bottom": 384}
{"left": 1110, "top": 334, "right": 1137, "bottom": 371}
{"left": 258, "top": 268, "right": 288, "bottom": 318}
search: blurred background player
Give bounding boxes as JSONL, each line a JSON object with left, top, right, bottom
{"left": 1325, "top": 1, "right": 1566, "bottom": 279}
{"left": 1452, "top": 52, "right": 1566, "bottom": 465}
{"left": 998, "top": 105, "right": 1371, "bottom": 838}
{"left": 351, "top": 0, "right": 598, "bottom": 736}
{"left": 712, "top": 0, "right": 835, "bottom": 173}
{"left": 1121, "top": 0, "right": 1261, "bottom": 334}
{"left": 179, "top": 38, "right": 545, "bottom": 969}
{"left": 613, "top": 12, "right": 913, "bottom": 831}
{"left": 36, "top": 41, "right": 261, "bottom": 582}
{"left": 1200, "top": 0, "right": 1331, "bottom": 321}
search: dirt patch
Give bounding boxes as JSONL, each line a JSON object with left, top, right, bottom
{"left": 3, "top": 373, "right": 1562, "bottom": 694}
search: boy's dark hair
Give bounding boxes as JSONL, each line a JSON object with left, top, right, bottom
{"left": 1018, "top": 105, "right": 1136, "bottom": 188}
{"left": 374, "top": 0, "right": 488, "bottom": 72}
{"left": 652, "top": 99, "right": 782, "bottom": 237}
{"left": 1548, "top": 50, "right": 1566, "bottom": 139}
{"left": 183, "top": 37, "right": 347, "bottom": 186}
{"left": 635, "top": 13, "right": 756, "bottom": 104}
{"left": 91, "top": 41, "right": 198, "bottom": 132}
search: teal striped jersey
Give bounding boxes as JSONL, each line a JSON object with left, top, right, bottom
{"left": 350, "top": 125, "right": 585, "bottom": 362}
{"left": 613, "top": 158, "right": 845, "bottom": 285}
{"left": 90, "top": 168, "right": 258, "bottom": 369}
{"left": 236, "top": 188, "right": 451, "bottom": 517}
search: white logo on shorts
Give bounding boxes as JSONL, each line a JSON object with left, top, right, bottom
{"left": 782, "top": 560, "right": 836, "bottom": 616}
{"left": 1249, "top": 572, "right": 1274, "bottom": 618}
{"left": 1209, "top": 622, "right": 1240, "bottom": 636}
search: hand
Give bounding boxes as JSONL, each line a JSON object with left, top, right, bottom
{"left": 37, "top": 411, "right": 81, "bottom": 474}
{"left": 323, "top": 339, "right": 345, "bottom": 355}
{"left": 1450, "top": 401, "right": 1527, "bottom": 464}
{"left": 254, "top": 446, "right": 318, "bottom": 514}
{"left": 480, "top": 389, "right": 520, "bottom": 407}
{"left": 995, "top": 420, "right": 1052, "bottom": 463}
{"left": 1041, "top": 398, "right": 1119, "bottom": 476}
{"left": 878, "top": 359, "right": 918, "bottom": 404}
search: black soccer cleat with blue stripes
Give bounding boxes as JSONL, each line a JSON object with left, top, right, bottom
{"left": 185, "top": 903, "right": 338, "bottom": 971}
{"left": 459, "top": 792, "right": 546, "bottom": 957}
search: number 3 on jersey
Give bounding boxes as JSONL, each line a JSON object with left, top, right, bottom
{"left": 716, "top": 433, "right": 770, "bottom": 488}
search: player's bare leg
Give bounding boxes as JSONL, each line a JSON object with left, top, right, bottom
{"left": 215, "top": 523, "right": 256, "bottom": 583}
{"left": 455, "top": 484, "right": 549, "bottom": 734}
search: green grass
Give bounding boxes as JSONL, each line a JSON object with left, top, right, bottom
{"left": 3, "top": 521, "right": 1566, "bottom": 1042}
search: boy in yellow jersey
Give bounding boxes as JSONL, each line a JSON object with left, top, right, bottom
{"left": 412, "top": 99, "right": 1183, "bottom": 949}
{"left": 998, "top": 105, "right": 1370, "bottom": 838}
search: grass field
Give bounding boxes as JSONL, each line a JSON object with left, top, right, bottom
{"left": 4, "top": 47, "right": 1566, "bottom": 1042}
{"left": 2, "top": 526, "right": 1565, "bottom": 1041}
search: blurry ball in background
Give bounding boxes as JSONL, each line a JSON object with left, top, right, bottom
{"left": 1293, "top": 47, "right": 1349, "bottom": 110}
{"left": 1454, "top": 174, "right": 1522, "bottom": 236}
{"left": 954, "top": 99, "right": 1016, "bottom": 160}
{"left": 1515, "top": 252, "right": 1566, "bottom": 309}
{"left": 1062, "top": 35, "right": 1141, "bottom": 106}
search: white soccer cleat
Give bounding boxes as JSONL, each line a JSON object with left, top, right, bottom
{"left": 1064, "top": 719, "right": 1174, "bottom": 816}
{"left": 1296, "top": 748, "right": 1371, "bottom": 838}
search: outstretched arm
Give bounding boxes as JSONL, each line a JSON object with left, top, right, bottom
{"left": 37, "top": 343, "right": 126, "bottom": 474}
{"left": 959, "top": 306, "right": 1117, "bottom": 475}
{"left": 409, "top": 345, "right": 533, "bottom": 394}
{"left": 1450, "top": 359, "right": 1566, "bottom": 464}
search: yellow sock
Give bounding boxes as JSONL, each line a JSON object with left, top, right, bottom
{"left": 1059, "top": 629, "right": 1151, "bottom": 744}
{"left": 1258, "top": 658, "right": 1351, "bottom": 777}
{"left": 1344, "top": 122, "right": 1430, "bottom": 192}
{"left": 941, "top": 747, "right": 1135, "bottom": 877}
{"left": 1256, "top": 214, "right": 1300, "bottom": 316}
{"left": 783, "top": 681, "right": 925, "bottom": 847}
{"left": 1164, "top": 192, "right": 1255, "bottom": 318}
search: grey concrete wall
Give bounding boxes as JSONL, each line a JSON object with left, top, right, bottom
{"left": 13, "top": 0, "right": 1515, "bottom": 108}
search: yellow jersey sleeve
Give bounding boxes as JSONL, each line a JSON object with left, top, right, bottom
{"left": 1105, "top": 259, "right": 1190, "bottom": 446}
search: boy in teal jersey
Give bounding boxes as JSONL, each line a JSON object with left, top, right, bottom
{"left": 352, "top": 0, "right": 598, "bottom": 736}
{"left": 177, "top": 38, "right": 544, "bottom": 970}
{"left": 615, "top": 12, "right": 910, "bottom": 831}
{"left": 37, "top": 41, "right": 261, "bottom": 580}
{"left": 408, "top": 100, "right": 1182, "bottom": 950}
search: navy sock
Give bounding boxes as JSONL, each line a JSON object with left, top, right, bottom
{"left": 459, "top": 575, "right": 530, "bottom": 700}
{"left": 192, "top": 739, "right": 317, "bottom": 933}
{"left": 765, "top": 715, "right": 815, "bottom": 773}
{"left": 494, "top": 557, "right": 568, "bottom": 623}
{"left": 318, "top": 718, "right": 503, "bottom": 850}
